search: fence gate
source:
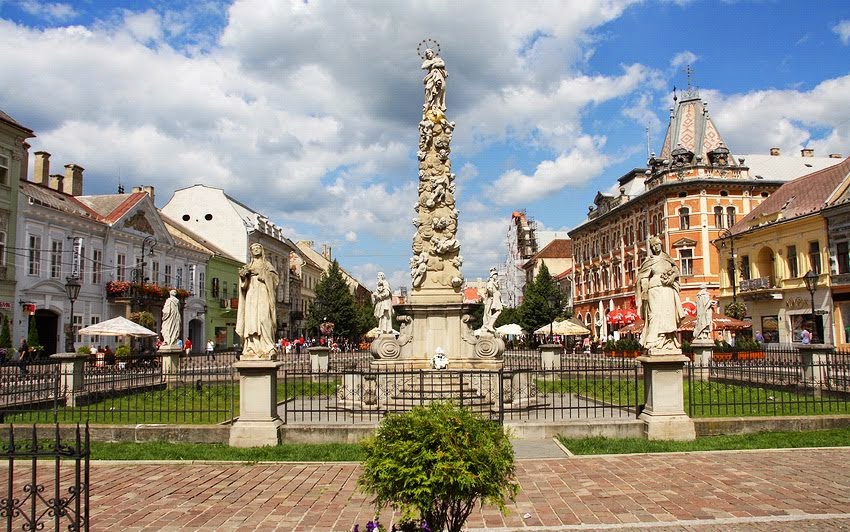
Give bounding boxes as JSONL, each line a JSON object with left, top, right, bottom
{"left": 1, "top": 424, "right": 89, "bottom": 531}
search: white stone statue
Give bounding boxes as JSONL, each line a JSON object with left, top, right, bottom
{"left": 481, "top": 267, "right": 504, "bottom": 334}
{"left": 372, "top": 272, "right": 394, "bottom": 334}
{"left": 421, "top": 48, "right": 447, "bottom": 112}
{"left": 693, "top": 284, "right": 713, "bottom": 341}
{"left": 236, "top": 243, "right": 280, "bottom": 360}
{"left": 160, "top": 289, "right": 181, "bottom": 349}
{"left": 431, "top": 347, "right": 448, "bottom": 370}
{"left": 636, "top": 236, "right": 686, "bottom": 353}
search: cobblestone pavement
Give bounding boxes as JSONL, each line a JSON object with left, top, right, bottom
{"left": 85, "top": 448, "right": 850, "bottom": 531}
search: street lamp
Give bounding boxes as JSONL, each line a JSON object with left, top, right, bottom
{"left": 718, "top": 229, "right": 737, "bottom": 303}
{"left": 804, "top": 269, "right": 819, "bottom": 343}
{"left": 64, "top": 276, "right": 81, "bottom": 352}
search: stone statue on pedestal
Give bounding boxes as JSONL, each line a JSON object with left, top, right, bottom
{"left": 236, "top": 243, "right": 280, "bottom": 360}
{"left": 372, "top": 272, "right": 394, "bottom": 334}
{"left": 636, "top": 236, "right": 686, "bottom": 354}
{"left": 160, "top": 289, "right": 181, "bottom": 349}
{"left": 480, "top": 268, "right": 504, "bottom": 334}
{"left": 693, "top": 285, "right": 713, "bottom": 341}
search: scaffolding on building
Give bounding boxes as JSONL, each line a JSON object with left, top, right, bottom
{"left": 503, "top": 210, "right": 538, "bottom": 307}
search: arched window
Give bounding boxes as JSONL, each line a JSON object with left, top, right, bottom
{"left": 679, "top": 207, "right": 690, "bottom": 230}
{"left": 726, "top": 206, "right": 736, "bottom": 228}
{"left": 714, "top": 206, "right": 724, "bottom": 228}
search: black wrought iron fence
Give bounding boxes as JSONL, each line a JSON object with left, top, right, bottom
{"left": 1, "top": 424, "right": 89, "bottom": 531}
{"left": 687, "top": 345, "right": 850, "bottom": 417}
{"left": 0, "top": 357, "right": 237, "bottom": 425}
{"left": 279, "top": 361, "right": 641, "bottom": 425}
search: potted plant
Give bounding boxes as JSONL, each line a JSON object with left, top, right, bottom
{"left": 713, "top": 340, "right": 733, "bottom": 362}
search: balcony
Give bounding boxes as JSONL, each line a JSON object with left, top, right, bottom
{"left": 832, "top": 272, "right": 850, "bottom": 287}
{"left": 739, "top": 276, "right": 772, "bottom": 292}
{"left": 739, "top": 276, "right": 782, "bottom": 302}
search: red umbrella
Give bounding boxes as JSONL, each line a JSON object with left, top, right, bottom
{"left": 607, "top": 309, "right": 625, "bottom": 325}
{"left": 618, "top": 317, "right": 644, "bottom": 335}
{"left": 682, "top": 301, "right": 697, "bottom": 317}
{"left": 678, "top": 315, "right": 752, "bottom": 332}
{"left": 621, "top": 308, "right": 639, "bottom": 324}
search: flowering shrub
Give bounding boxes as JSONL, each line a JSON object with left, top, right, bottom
{"left": 106, "top": 280, "right": 132, "bottom": 295}
{"left": 106, "top": 281, "right": 191, "bottom": 299}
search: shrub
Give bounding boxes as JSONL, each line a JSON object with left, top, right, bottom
{"left": 358, "top": 402, "right": 518, "bottom": 532}
{"left": 77, "top": 345, "right": 91, "bottom": 355}
{"left": 130, "top": 311, "right": 156, "bottom": 330}
{"left": 115, "top": 345, "right": 131, "bottom": 358}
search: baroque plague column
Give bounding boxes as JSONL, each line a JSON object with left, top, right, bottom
{"left": 370, "top": 41, "right": 504, "bottom": 370}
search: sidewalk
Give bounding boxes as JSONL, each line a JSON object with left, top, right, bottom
{"left": 87, "top": 447, "right": 850, "bottom": 531}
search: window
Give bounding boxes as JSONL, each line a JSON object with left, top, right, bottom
{"left": 809, "top": 241, "right": 821, "bottom": 274}
{"left": 189, "top": 265, "right": 196, "bottom": 294}
{"left": 164, "top": 264, "right": 172, "bottom": 285}
{"left": 211, "top": 277, "right": 220, "bottom": 298}
{"left": 199, "top": 272, "right": 206, "bottom": 298}
{"left": 714, "top": 206, "right": 724, "bottom": 228}
{"left": 73, "top": 314, "right": 83, "bottom": 345}
{"left": 726, "top": 206, "right": 736, "bottom": 228}
{"left": 0, "top": 154, "right": 8, "bottom": 185}
{"left": 152, "top": 261, "right": 160, "bottom": 284}
{"left": 679, "top": 249, "right": 694, "bottom": 276}
{"left": 50, "top": 240, "right": 62, "bottom": 278}
{"left": 222, "top": 280, "right": 229, "bottom": 299}
{"left": 679, "top": 208, "right": 690, "bottom": 230}
{"left": 88, "top": 316, "right": 100, "bottom": 344}
{"left": 787, "top": 245, "right": 798, "bottom": 278}
{"left": 0, "top": 231, "right": 5, "bottom": 266}
{"left": 116, "top": 253, "right": 126, "bottom": 281}
{"left": 92, "top": 249, "right": 102, "bottom": 284}
{"left": 740, "top": 255, "right": 751, "bottom": 280}
{"left": 838, "top": 242, "right": 850, "bottom": 275}
{"left": 727, "top": 258, "right": 735, "bottom": 287}
{"left": 176, "top": 267, "right": 183, "bottom": 289}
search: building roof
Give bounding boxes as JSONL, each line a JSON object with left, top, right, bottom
{"left": 522, "top": 238, "right": 572, "bottom": 270}
{"left": 76, "top": 192, "right": 147, "bottom": 223}
{"left": 730, "top": 156, "right": 850, "bottom": 236}
{"left": 0, "top": 109, "right": 34, "bottom": 135}
{"left": 554, "top": 267, "right": 573, "bottom": 281}
{"left": 20, "top": 181, "right": 101, "bottom": 220}
{"left": 740, "top": 153, "right": 842, "bottom": 182}
{"left": 463, "top": 286, "right": 482, "bottom": 304}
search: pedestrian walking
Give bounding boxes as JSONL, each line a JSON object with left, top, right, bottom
{"left": 184, "top": 338, "right": 192, "bottom": 355}
{"left": 205, "top": 339, "right": 215, "bottom": 361}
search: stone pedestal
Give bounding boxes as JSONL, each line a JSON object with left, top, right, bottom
{"left": 690, "top": 339, "right": 713, "bottom": 381}
{"left": 159, "top": 345, "right": 183, "bottom": 387}
{"left": 309, "top": 347, "right": 329, "bottom": 372}
{"left": 540, "top": 344, "right": 561, "bottom": 370}
{"left": 637, "top": 354, "right": 695, "bottom": 441}
{"left": 50, "top": 353, "right": 89, "bottom": 407}
{"left": 798, "top": 343, "right": 833, "bottom": 392}
{"left": 229, "top": 360, "right": 284, "bottom": 447}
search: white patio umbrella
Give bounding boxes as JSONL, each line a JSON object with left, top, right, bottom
{"left": 534, "top": 320, "right": 591, "bottom": 336}
{"left": 495, "top": 323, "right": 524, "bottom": 336}
{"left": 77, "top": 316, "right": 158, "bottom": 337}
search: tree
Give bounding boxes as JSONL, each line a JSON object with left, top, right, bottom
{"left": 358, "top": 402, "right": 519, "bottom": 532}
{"left": 518, "top": 263, "right": 561, "bottom": 334}
{"left": 305, "top": 260, "right": 360, "bottom": 339}
{"left": 27, "top": 315, "right": 41, "bottom": 352}
{"left": 0, "top": 315, "right": 11, "bottom": 348}
{"left": 493, "top": 307, "right": 520, "bottom": 329}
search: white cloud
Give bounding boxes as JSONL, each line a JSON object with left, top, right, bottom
{"left": 457, "top": 217, "right": 508, "bottom": 280}
{"left": 487, "top": 136, "right": 609, "bottom": 205}
{"left": 670, "top": 50, "right": 698, "bottom": 68}
{"left": 833, "top": 20, "right": 850, "bottom": 45}
{"left": 18, "top": 0, "right": 77, "bottom": 22}
{"left": 345, "top": 231, "right": 357, "bottom": 242}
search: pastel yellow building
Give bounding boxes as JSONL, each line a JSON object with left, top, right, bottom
{"left": 717, "top": 158, "right": 850, "bottom": 344}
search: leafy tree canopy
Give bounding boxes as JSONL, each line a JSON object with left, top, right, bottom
{"left": 518, "top": 263, "right": 561, "bottom": 334}
{"left": 305, "top": 260, "right": 360, "bottom": 339}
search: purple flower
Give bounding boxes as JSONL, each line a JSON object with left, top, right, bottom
{"left": 353, "top": 526, "right": 359, "bottom": 532}
{"left": 366, "top": 521, "right": 376, "bottom": 532}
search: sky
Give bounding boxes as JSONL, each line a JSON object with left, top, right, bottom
{"left": 1, "top": 0, "right": 850, "bottom": 292}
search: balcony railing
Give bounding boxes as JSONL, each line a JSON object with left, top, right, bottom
{"left": 739, "top": 276, "right": 773, "bottom": 292}
{"left": 832, "top": 272, "right": 850, "bottom": 286}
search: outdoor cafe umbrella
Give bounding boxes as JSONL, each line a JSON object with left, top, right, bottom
{"left": 77, "top": 316, "right": 158, "bottom": 337}
{"left": 678, "top": 314, "right": 752, "bottom": 332}
{"left": 495, "top": 323, "right": 524, "bottom": 336}
{"left": 618, "top": 318, "right": 644, "bottom": 335}
{"left": 534, "top": 320, "right": 591, "bottom": 336}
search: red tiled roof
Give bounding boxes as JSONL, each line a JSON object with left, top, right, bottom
{"left": 463, "top": 287, "right": 482, "bottom": 304}
{"left": 554, "top": 267, "right": 573, "bottom": 280}
{"left": 730, "top": 156, "right": 850, "bottom": 236}
{"left": 527, "top": 238, "right": 572, "bottom": 262}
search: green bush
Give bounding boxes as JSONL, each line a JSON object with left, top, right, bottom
{"left": 77, "top": 345, "right": 91, "bottom": 355}
{"left": 115, "top": 345, "right": 131, "bottom": 358}
{"left": 358, "top": 402, "right": 518, "bottom": 532}
{"left": 0, "top": 315, "right": 11, "bottom": 348}
{"left": 735, "top": 336, "right": 762, "bottom": 351}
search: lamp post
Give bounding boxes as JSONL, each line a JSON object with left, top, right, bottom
{"left": 718, "top": 229, "right": 737, "bottom": 303}
{"left": 804, "top": 269, "right": 819, "bottom": 343}
{"left": 64, "top": 277, "right": 81, "bottom": 352}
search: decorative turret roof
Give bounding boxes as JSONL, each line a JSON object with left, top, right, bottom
{"left": 653, "top": 89, "right": 742, "bottom": 172}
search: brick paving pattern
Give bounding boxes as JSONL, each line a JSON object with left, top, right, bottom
{"left": 74, "top": 447, "right": 850, "bottom": 531}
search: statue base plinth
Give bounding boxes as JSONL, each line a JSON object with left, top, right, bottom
{"left": 229, "top": 360, "right": 284, "bottom": 447}
{"left": 636, "top": 354, "right": 695, "bottom": 441}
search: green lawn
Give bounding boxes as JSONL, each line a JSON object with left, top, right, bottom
{"left": 90, "top": 441, "right": 366, "bottom": 461}
{"left": 537, "top": 377, "right": 850, "bottom": 417}
{"left": 559, "top": 427, "right": 850, "bottom": 455}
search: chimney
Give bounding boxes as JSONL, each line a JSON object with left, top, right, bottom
{"left": 33, "top": 151, "right": 50, "bottom": 185}
{"left": 801, "top": 148, "right": 814, "bottom": 157}
{"left": 63, "top": 164, "right": 84, "bottom": 196}
{"left": 829, "top": 153, "right": 843, "bottom": 159}
{"left": 769, "top": 147, "right": 780, "bottom": 156}
{"left": 21, "top": 142, "right": 30, "bottom": 182}
{"left": 49, "top": 174, "right": 64, "bottom": 191}
{"left": 132, "top": 185, "right": 155, "bottom": 203}
{"left": 321, "top": 244, "right": 332, "bottom": 260}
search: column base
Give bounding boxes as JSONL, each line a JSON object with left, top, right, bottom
{"left": 229, "top": 360, "right": 284, "bottom": 448}
{"left": 229, "top": 418, "right": 284, "bottom": 447}
{"left": 639, "top": 413, "right": 696, "bottom": 441}
{"left": 637, "top": 353, "right": 695, "bottom": 441}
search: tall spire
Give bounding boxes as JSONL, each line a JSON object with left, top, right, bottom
{"left": 410, "top": 40, "right": 464, "bottom": 299}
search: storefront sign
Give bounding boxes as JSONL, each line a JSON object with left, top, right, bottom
{"left": 0, "top": 301, "right": 11, "bottom": 310}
